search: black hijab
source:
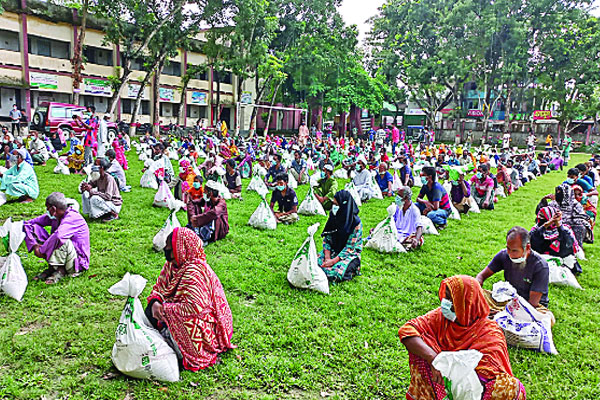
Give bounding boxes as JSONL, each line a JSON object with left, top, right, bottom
{"left": 322, "top": 190, "right": 360, "bottom": 254}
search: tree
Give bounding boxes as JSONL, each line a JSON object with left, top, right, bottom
{"left": 69, "top": 0, "right": 90, "bottom": 105}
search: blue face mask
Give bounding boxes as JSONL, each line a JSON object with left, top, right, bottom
{"left": 47, "top": 211, "right": 56, "bottom": 220}
{"left": 193, "top": 182, "right": 201, "bottom": 190}
{"left": 395, "top": 195, "right": 403, "bottom": 207}
{"left": 566, "top": 178, "right": 575, "bottom": 184}
{"left": 452, "top": 180, "right": 459, "bottom": 186}
{"left": 420, "top": 176, "right": 428, "bottom": 185}
{"left": 331, "top": 204, "right": 340, "bottom": 215}
{"left": 321, "top": 171, "right": 326, "bottom": 179}
{"left": 276, "top": 185, "right": 286, "bottom": 191}
{"left": 441, "top": 298, "right": 457, "bottom": 322}
{"left": 272, "top": 160, "right": 277, "bottom": 167}
{"left": 476, "top": 172, "right": 483, "bottom": 179}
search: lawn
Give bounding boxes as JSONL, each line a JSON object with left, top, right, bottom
{"left": 0, "top": 152, "right": 598, "bottom": 400}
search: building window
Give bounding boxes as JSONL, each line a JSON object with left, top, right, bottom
{"left": 217, "top": 71, "right": 232, "bottom": 84}
{"left": 192, "top": 68, "right": 207, "bottom": 81}
{"left": 187, "top": 105, "right": 207, "bottom": 120}
{"left": 28, "top": 36, "right": 70, "bottom": 59}
{"left": 163, "top": 62, "right": 181, "bottom": 77}
{"left": 122, "top": 99, "right": 150, "bottom": 115}
{"left": 121, "top": 53, "right": 146, "bottom": 71}
{"left": 160, "top": 103, "right": 179, "bottom": 117}
{"left": 83, "top": 46, "right": 113, "bottom": 66}
{"left": 0, "top": 30, "right": 20, "bottom": 52}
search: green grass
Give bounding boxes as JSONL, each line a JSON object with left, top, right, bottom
{"left": 0, "top": 153, "right": 598, "bottom": 400}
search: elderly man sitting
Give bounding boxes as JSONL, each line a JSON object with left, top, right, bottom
{"left": 0, "top": 148, "right": 39, "bottom": 203}
{"left": 80, "top": 158, "right": 122, "bottom": 222}
{"left": 23, "top": 192, "right": 90, "bottom": 284}
{"left": 352, "top": 154, "right": 375, "bottom": 201}
{"left": 375, "top": 162, "right": 394, "bottom": 197}
{"left": 476, "top": 226, "right": 554, "bottom": 323}
{"left": 393, "top": 186, "right": 424, "bottom": 250}
{"left": 106, "top": 149, "right": 130, "bottom": 192}
{"left": 28, "top": 131, "right": 50, "bottom": 165}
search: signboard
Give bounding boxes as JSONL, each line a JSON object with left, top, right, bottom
{"left": 407, "top": 108, "right": 426, "bottom": 116}
{"left": 159, "top": 87, "right": 174, "bottom": 102}
{"left": 240, "top": 91, "right": 252, "bottom": 105}
{"left": 127, "top": 84, "right": 141, "bottom": 98}
{"left": 191, "top": 91, "right": 207, "bottom": 105}
{"left": 441, "top": 108, "right": 454, "bottom": 115}
{"left": 30, "top": 72, "right": 58, "bottom": 90}
{"left": 361, "top": 109, "right": 369, "bottom": 118}
{"left": 83, "top": 78, "right": 111, "bottom": 96}
{"left": 467, "top": 109, "right": 484, "bottom": 117}
{"left": 533, "top": 110, "right": 552, "bottom": 120}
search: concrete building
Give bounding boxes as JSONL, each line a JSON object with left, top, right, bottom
{"left": 0, "top": 0, "right": 254, "bottom": 130}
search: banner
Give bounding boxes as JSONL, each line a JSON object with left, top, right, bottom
{"left": 361, "top": 109, "right": 369, "bottom": 118}
{"left": 29, "top": 72, "right": 58, "bottom": 90}
{"left": 83, "top": 78, "right": 111, "bottom": 96}
{"left": 240, "top": 91, "right": 252, "bottom": 105}
{"left": 533, "top": 110, "right": 552, "bottom": 120}
{"left": 127, "top": 84, "right": 141, "bottom": 98}
{"left": 467, "top": 109, "right": 484, "bottom": 117}
{"left": 407, "top": 109, "right": 426, "bottom": 116}
{"left": 159, "top": 87, "right": 174, "bottom": 102}
{"left": 191, "top": 91, "right": 207, "bottom": 105}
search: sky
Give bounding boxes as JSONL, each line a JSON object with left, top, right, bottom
{"left": 338, "top": 0, "right": 600, "bottom": 44}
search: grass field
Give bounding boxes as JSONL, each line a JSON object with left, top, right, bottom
{"left": 0, "top": 152, "right": 598, "bottom": 400}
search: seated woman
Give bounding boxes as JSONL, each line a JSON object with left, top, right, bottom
{"left": 318, "top": 190, "right": 362, "bottom": 282}
{"left": 547, "top": 183, "right": 593, "bottom": 245}
{"left": 0, "top": 148, "right": 39, "bottom": 203}
{"left": 531, "top": 206, "right": 581, "bottom": 274}
{"left": 572, "top": 184, "right": 596, "bottom": 225}
{"left": 67, "top": 144, "right": 85, "bottom": 174}
{"left": 224, "top": 159, "right": 242, "bottom": 198}
{"left": 398, "top": 275, "right": 525, "bottom": 400}
{"left": 175, "top": 159, "right": 196, "bottom": 202}
{"left": 145, "top": 227, "right": 235, "bottom": 371}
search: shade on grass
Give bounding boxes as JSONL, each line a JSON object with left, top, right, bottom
{"left": 0, "top": 153, "right": 598, "bottom": 400}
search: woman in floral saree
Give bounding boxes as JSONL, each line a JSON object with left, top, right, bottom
{"left": 146, "top": 227, "right": 235, "bottom": 371}
{"left": 398, "top": 275, "right": 526, "bottom": 400}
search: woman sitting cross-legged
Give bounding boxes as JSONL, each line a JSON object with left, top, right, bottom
{"left": 145, "top": 227, "right": 235, "bottom": 371}
{"left": 318, "top": 190, "right": 363, "bottom": 282}
{"left": 398, "top": 275, "right": 526, "bottom": 400}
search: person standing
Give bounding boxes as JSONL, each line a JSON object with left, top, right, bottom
{"left": 502, "top": 131, "right": 511, "bottom": 152}
{"left": 97, "top": 114, "right": 110, "bottom": 159}
{"left": 527, "top": 131, "right": 536, "bottom": 152}
{"left": 9, "top": 104, "right": 21, "bottom": 137}
{"left": 391, "top": 125, "right": 400, "bottom": 155}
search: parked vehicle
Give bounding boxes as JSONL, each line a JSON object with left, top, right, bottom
{"left": 31, "top": 102, "right": 118, "bottom": 138}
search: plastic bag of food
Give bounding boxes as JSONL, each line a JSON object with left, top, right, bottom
{"left": 153, "top": 180, "right": 175, "bottom": 208}
{"left": 152, "top": 211, "right": 180, "bottom": 251}
{"left": 287, "top": 223, "right": 329, "bottom": 294}
{"left": 109, "top": 273, "right": 180, "bottom": 382}
{"left": 419, "top": 215, "right": 439, "bottom": 235}
{"left": 366, "top": 204, "right": 406, "bottom": 253}
{"left": 432, "top": 350, "right": 484, "bottom": 400}
{"left": 344, "top": 182, "right": 362, "bottom": 207}
{"left": 298, "top": 186, "right": 327, "bottom": 216}
{"left": 247, "top": 175, "right": 269, "bottom": 197}
{"left": 0, "top": 219, "right": 28, "bottom": 301}
{"left": 248, "top": 197, "right": 277, "bottom": 230}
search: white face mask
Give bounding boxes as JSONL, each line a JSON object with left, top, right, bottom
{"left": 510, "top": 255, "right": 527, "bottom": 264}
{"left": 331, "top": 205, "right": 340, "bottom": 215}
{"left": 90, "top": 171, "right": 101, "bottom": 182}
{"left": 441, "top": 298, "right": 456, "bottom": 322}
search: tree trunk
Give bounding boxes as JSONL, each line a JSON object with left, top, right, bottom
{"left": 72, "top": 0, "right": 89, "bottom": 106}
{"left": 152, "top": 60, "right": 166, "bottom": 137}
{"left": 215, "top": 72, "right": 221, "bottom": 126}
{"left": 178, "top": 77, "right": 190, "bottom": 126}
{"left": 129, "top": 74, "right": 152, "bottom": 134}
{"left": 504, "top": 84, "right": 512, "bottom": 134}
{"left": 249, "top": 75, "right": 271, "bottom": 136}
{"left": 263, "top": 81, "right": 282, "bottom": 137}
{"left": 108, "top": 65, "right": 131, "bottom": 116}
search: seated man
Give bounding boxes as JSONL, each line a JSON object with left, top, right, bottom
{"left": 0, "top": 148, "right": 39, "bottom": 203}
{"left": 269, "top": 173, "right": 299, "bottom": 224}
{"left": 393, "top": 186, "right": 423, "bottom": 250}
{"left": 264, "top": 154, "right": 286, "bottom": 188}
{"left": 290, "top": 151, "right": 308, "bottom": 185}
{"left": 397, "top": 155, "right": 414, "bottom": 187}
{"left": 450, "top": 171, "right": 471, "bottom": 213}
{"left": 224, "top": 159, "right": 242, "bottom": 198}
{"left": 398, "top": 275, "right": 526, "bottom": 400}
{"left": 187, "top": 180, "right": 229, "bottom": 243}
{"left": 314, "top": 164, "right": 338, "bottom": 211}
{"left": 80, "top": 158, "right": 122, "bottom": 222}
{"left": 375, "top": 162, "right": 394, "bottom": 197}
{"left": 24, "top": 192, "right": 90, "bottom": 284}
{"left": 352, "top": 155, "right": 375, "bottom": 201}
{"left": 416, "top": 166, "right": 451, "bottom": 227}
{"left": 476, "top": 226, "right": 553, "bottom": 317}
{"left": 566, "top": 167, "right": 598, "bottom": 196}
{"left": 28, "top": 131, "right": 49, "bottom": 165}
{"left": 470, "top": 163, "right": 495, "bottom": 210}
{"left": 106, "top": 149, "right": 130, "bottom": 192}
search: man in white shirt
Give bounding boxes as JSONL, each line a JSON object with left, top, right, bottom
{"left": 97, "top": 114, "right": 110, "bottom": 158}
{"left": 28, "top": 131, "right": 49, "bottom": 165}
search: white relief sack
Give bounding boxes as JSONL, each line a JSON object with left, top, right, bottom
{"left": 366, "top": 204, "right": 406, "bottom": 253}
{"left": 287, "top": 223, "right": 329, "bottom": 294}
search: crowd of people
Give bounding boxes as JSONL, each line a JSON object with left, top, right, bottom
{"left": 1, "top": 116, "right": 598, "bottom": 398}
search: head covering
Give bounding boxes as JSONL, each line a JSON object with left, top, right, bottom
{"left": 398, "top": 276, "right": 512, "bottom": 380}
{"left": 322, "top": 190, "right": 360, "bottom": 254}
{"left": 205, "top": 180, "right": 220, "bottom": 192}
{"left": 323, "top": 163, "right": 334, "bottom": 172}
{"left": 16, "top": 148, "right": 27, "bottom": 159}
{"left": 536, "top": 206, "right": 560, "bottom": 240}
{"left": 356, "top": 154, "right": 368, "bottom": 166}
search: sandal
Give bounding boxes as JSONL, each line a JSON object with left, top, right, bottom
{"left": 45, "top": 270, "right": 66, "bottom": 285}
{"left": 34, "top": 267, "right": 55, "bottom": 281}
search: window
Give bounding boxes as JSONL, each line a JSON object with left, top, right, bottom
{"left": 192, "top": 68, "right": 207, "bottom": 81}
{"left": 122, "top": 53, "right": 146, "bottom": 71}
{"left": 217, "top": 71, "right": 232, "bottom": 84}
{"left": 122, "top": 99, "right": 150, "bottom": 115}
{"left": 160, "top": 103, "right": 179, "bottom": 117}
{"left": 28, "top": 36, "right": 70, "bottom": 59}
{"left": 141, "top": 100, "right": 150, "bottom": 115}
{"left": 187, "top": 105, "right": 207, "bottom": 119}
{"left": 0, "top": 30, "right": 20, "bottom": 52}
{"left": 83, "top": 46, "right": 113, "bottom": 66}
{"left": 163, "top": 62, "right": 181, "bottom": 77}
{"left": 50, "top": 107, "right": 67, "bottom": 118}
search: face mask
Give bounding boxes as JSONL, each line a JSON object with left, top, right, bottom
{"left": 398, "top": 163, "right": 404, "bottom": 169}
{"left": 276, "top": 185, "right": 286, "bottom": 191}
{"left": 566, "top": 178, "right": 575, "bottom": 184}
{"left": 271, "top": 160, "right": 277, "bottom": 167}
{"left": 510, "top": 255, "right": 527, "bottom": 264}
{"left": 476, "top": 172, "right": 483, "bottom": 179}
{"left": 395, "top": 195, "right": 403, "bottom": 207}
{"left": 90, "top": 171, "right": 101, "bottom": 182}
{"left": 452, "top": 180, "right": 459, "bottom": 186}
{"left": 355, "top": 165, "right": 362, "bottom": 172}
{"left": 46, "top": 211, "right": 56, "bottom": 220}
{"left": 441, "top": 298, "right": 456, "bottom": 322}
{"left": 331, "top": 205, "right": 340, "bottom": 215}
{"left": 193, "top": 182, "right": 201, "bottom": 190}
{"left": 321, "top": 171, "right": 326, "bottom": 179}
{"left": 420, "top": 176, "right": 428, "bottom": 185}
